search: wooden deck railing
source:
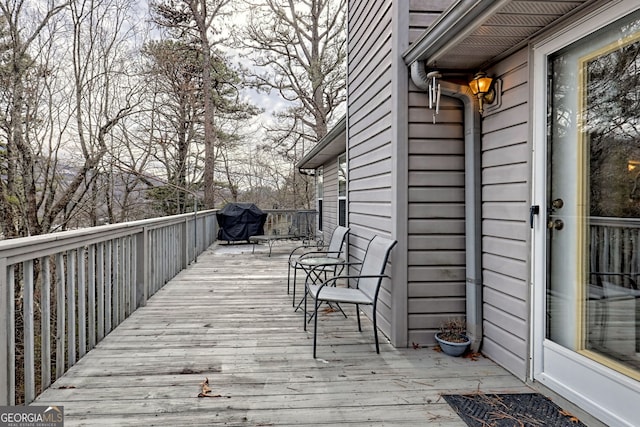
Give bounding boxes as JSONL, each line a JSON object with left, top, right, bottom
{"left": 590, "top": 216, "right": 640, "bottom": 283}
{"left": 262, "top": 209, "right": 317, "bottom": 240}
{"left": 0, "top": 210, "right": 219, "bottom": 405}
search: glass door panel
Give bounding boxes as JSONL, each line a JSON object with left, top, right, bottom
{"left": 547, "top": 11, "right": 640, "bottom": 378}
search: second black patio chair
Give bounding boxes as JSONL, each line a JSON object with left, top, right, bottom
{"left": 304, "top": 235, "right": 397, "bottom": 358}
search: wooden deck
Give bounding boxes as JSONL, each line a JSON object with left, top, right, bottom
{"left": 34, "top": 241, "right": 532, "bottom": 426}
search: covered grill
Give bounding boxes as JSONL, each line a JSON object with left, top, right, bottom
{"left": 216, "top": 203, "right": 267, "bottom": 242}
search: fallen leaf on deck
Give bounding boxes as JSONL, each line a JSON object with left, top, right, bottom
{"left": 198, "top": 377, "right": 217, "bottom": 397}
{"left": 197, "top": 392, "right": 223, "bottom": 398}
{"left": 433, "top": 345, "right": 442, "bottom": 352}
{"left": 463, "top": 352, "right": 482, "bottom": 361}
{"left": 200, "top": 377, "right": 212, "bottom": 394}
{"left": 559, "top": 408, "right": 580, "bottom": 422}
{"left": 412, "top": 342, "right": 421, "bottom": 349}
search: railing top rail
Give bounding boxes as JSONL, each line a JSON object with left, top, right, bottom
{"left": 262, "top": 209, "right": 317, "bottom": 214}
{"left": 0, "top": 209, "right": 217, "bottom": 264}
{"left": 590, "top": 216, "right": 640, "bottom": 228}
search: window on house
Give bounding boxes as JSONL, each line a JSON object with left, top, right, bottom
{"left": 338, "top": 154, "right": 347, "bottom": 227}
{"left": 316, "top": 166, "right": 323, "bottom": 231}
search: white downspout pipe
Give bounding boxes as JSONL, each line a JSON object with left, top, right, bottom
{"left": 410, "top": 61, "right": 483, "bottom": 352}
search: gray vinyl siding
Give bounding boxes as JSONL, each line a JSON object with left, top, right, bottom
{"left": 319, "top": 158, "right": 340, "bottom": 239}
{"left": 407, "top": 89, "right": 466, "bottom": 346}
{"left": 347, "top": 0, "right": 394, "bottom": 337}
{"left": 481, "top": 48, "right": 531, "bottom": 379}
{"left": 405, "top": 0, "right": 466, "bottom": 347}
{"left": 409, "top": 0, "right": 456, "bottom": 41}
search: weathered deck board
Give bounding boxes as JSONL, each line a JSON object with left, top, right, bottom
{"left": 34, "top": 242, "right": 532, "bottom": 426}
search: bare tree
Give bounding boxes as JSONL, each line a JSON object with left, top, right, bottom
{"left": 151, "top": 0, "right": 231, "bottom": 209}
{"left": 141, "top": 39, "right": 204, "bottom": 214}
{"left": 68, "top": 0, "right": 149, "bottom": 228}
{"left": 240, "top": 0, "right": 347, "bottom": 155}
{"left": 0, "top": 0, "right": 148, "bottom": 238}
{"left": 0, "top": 0, "right": 69, "bottom": 237}
{"left": 236, "top": 0, "right": 346, "bottom": 209}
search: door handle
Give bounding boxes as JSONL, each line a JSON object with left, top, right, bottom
{"left": 552, "top": 198, "right": 564, "bottom": 209}
{"left": 546, "top": 198, "right": 564, "bottom": 230}
{"left": 548, "top": 219, "right": 564, "bottom": 230}
{"left": 529, "top": 205, "right": 539, "bottom": 229}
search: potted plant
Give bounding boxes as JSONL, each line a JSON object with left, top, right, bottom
{"left": 435, "top": 318, "right": 470, "bottom": 357}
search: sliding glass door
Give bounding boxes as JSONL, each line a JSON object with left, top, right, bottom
{"left": 534, "top": 5, "right": 640, "bottom": 426}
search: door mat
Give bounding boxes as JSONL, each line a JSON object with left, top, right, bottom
{"left": 443, "top": 393, "right": 587, "bottom": 427}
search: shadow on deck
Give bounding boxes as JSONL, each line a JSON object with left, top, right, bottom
{"left": 34, "top": 240, "right": 532, "bottom": 426}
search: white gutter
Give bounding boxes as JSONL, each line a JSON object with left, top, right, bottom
{"left": 404, "top": 0, "right": 511, "bottom": 66}
{"left": 410, "top": 61, "right": 483, "bottom": 352}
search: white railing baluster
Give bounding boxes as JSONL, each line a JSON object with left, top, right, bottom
{"left": 130, "top": 237, "right": 137, "bottom": 311}
{"left": 112, "top": 240, "right": 119, "bottom": 327}
{"left": 67, "top": 251, "right": 76, "bottom": 366}
{"left": 77, "top": 248, "right": 86, "bottom": 359}
{"left": 23, "top": 260, "right": 35, "bottom": 403}
{"left": 8, "top": 266, "right": 15, "bottom": 405}
{"left": 97, "top": 242, "right": 105, "bottom": 342}
{"left": 124, "top": 237, "right": 130, "bottom": 316}
{"left": 162, "top": 228, "right": 167, "bottom": 284}
{"left": 7, "top": 266, "right": 15, "bottom": 405}
{"left": 88, "top": 245, "right": 96, "bottom": 350}
{"left": 55, "top": 253, "right": 65, "bottom": 381}
{"left": 105, "top": 241, "right": 112, "bottom": 334}
{"left": 41, "top": 257, "right": 51, "bottom": 391}
{"left": 0, "top": 261, "right": 5, "bottom": 404}
{"left": 119, "top": 237, "right": 125, "bottom": 323}
{"left": 120, "top": 237, "right": 127, "bottom": 320}
{"left": 149, "top": 230, "right": 155, "bottom": 296}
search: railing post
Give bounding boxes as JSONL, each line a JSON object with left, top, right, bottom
{"left": 55, "top": 254, "right": 65, "bottom": 380}
{"left": 193, "top": 200, "right": 198, "bottom": 263}
{"left": 67, "top": 250, "right": 76, "bottom": 366}
{"left": 0, "top": 257, "right": 11, "bottom": 405}
{"left": 77, "top": 250, "right": 86, "bottom": 359}
{"left": 183, "top": 217, "right": 189, "bottom": 268}
{"left": 112, "top": 240, "right": 119, "bottom": 327}
{"left": 87, "top": 246, "right": 96, "bottom": 350}
{"left": 23, "top": 260, "right": 35, "bottom": 404}
{"left": 105, "top": 241, "right": 112, "bottom": 335}
{"left": 96, "top": 242, "right": 105, "bottom": 341}
{"left": 41, "top": 256, "right": 52, "bottom": 391}
{"left": 136, "top": 228, "right": 148, "bottom": 307}
{"left": 129, "top": 236, "right": 136, "bottom": 312}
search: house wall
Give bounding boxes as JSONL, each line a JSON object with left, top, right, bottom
{"left": 347, "top": 0, "right": 395, "bottom": 337}
{"left": 407, "top": 90, "right": 467, "bottom": 346}
{"left": 480, "top": 48, "right": 531, "bottom": 379}
{"left": 345, "top": 0, "right": 638, "bottom": 399}
{"left": 318, "top": 156, "right": 341, "bottom": 240}
{"left": 347, "top": 0, "right": 461, "bottom": 346}
{"left": 404, "top": 7, "right": 531, "bottom": 378}
{"left": 347, "top": 2, "right": 532, "bottom": 372}
{"left": 406, "top": 0, "right": 466, "bottom": 346}
{"left": 406, "top": 48, "right": 532, "bottom": 377}
{"left": 409, "top": 0, "right": 456, "bottom": 39}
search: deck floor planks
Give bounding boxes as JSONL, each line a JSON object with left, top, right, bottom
{"left": 34, "top": 242, "right": 532, "bottom": 426}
